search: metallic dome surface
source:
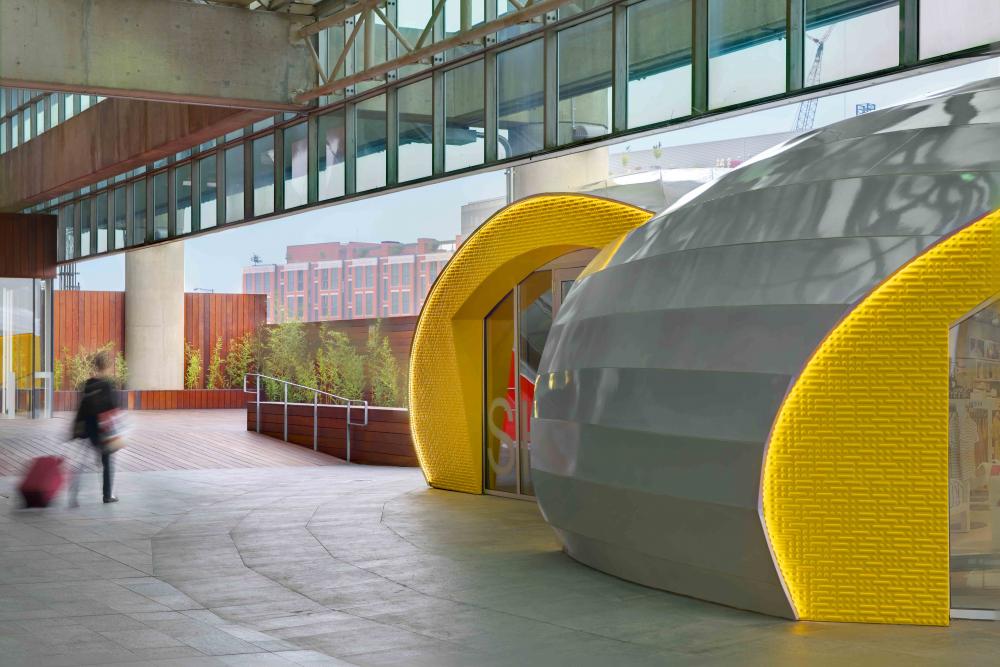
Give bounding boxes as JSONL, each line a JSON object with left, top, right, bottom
{"left": 531, "top": 77, "right": 1000, "bottom": 618}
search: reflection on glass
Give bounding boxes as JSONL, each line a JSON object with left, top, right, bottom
{"left": 80, "top": 200, "right": 91, "bottom": 257}
{"left": 176, "top": 164, "right": 193, "bottom": 235}
{"left": 398, "top": 78, "right": 433, "bottom": 182}
{"left": 112, "top": 187, "right": 126, "bottom": 249}
{"left": 628, "top": 0, "right": 692, "bottom": 127}
{"left": 95, "top": 192, "right": 108, "bottom": 253}
{"left": 283, "top": 122, "right": 308, "bottom": 209}
{"left": 0, "top": 278, "right": 41, "bottom": 418}
{"left": 558, "top": 16, "right": 613, "bottom": 144}
{"left": 59, "top": 204, "right": 74, "bottom": 261}
{"left": 318, "top": 109, "right": 346, "bottom": 200}
{"left": 498, "top": 40, "right": 543, "bottom": 158}
{"left": 516, "top": 270, "right": 553, "bottom": 497}
{"left": 708, "top": 0, "right": 786, "bottom": 108}
{"left": 252, "top": 135, "right": 275, "bottom": 216}
{"left": 445, "top": 60, "right": 485, "bottom": 171}
{"left": 225, "top": 145, "right": 245, "bottom": 223}
{"left": 951, "top": 297, "right": 1000, "bottom": 612}
{"left": 132, "top": 180, "right": 147, "bottom": 245}
{"left": 805, "top": 0, "right": 897, "bottom": 86}
{"left": 153, "top": 171, "right": 168, "bottom": 240}
{"left": 920, "top": 0, "right": 1000, "bottom": 59}
{"left": 485, "top": 290, "right": 517, "bottom": 494}
{"left": 198, "top": 156, "right": 217, "bottom": 229}
{"left": 356, "top": 94, "right": 387, "bottom": 192}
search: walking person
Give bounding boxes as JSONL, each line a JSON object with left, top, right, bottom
{"left": 72, "top": 351, "right": 120, "bottom": 504}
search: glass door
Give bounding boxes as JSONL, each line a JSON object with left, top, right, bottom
{"left": 483, "top": 251, "right": 595, "bottom": 498}
{"left": 0, "top": 278, "right": 52, "bottom": 419}
{"left": 950, "top": 297, "right": 1000, "bottom": 618}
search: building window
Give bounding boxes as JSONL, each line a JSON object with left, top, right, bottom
{"left": 366, "top": 265, "right": 375, "bottom": 289}
{"left": 391, "top": 264, "right": 399, "bottom": 286}
{"left": 322, "top": 297, "right": 328, "bottom": 317}
{"left": 366, "top": 293, "right": 373, "bottom": 315}
{"left": 708, "top": 0, "right": 786, "bottom": 108}
{"left": 297, "top": 270, "right": 304, "bottom": 291}
{"left": 287, "top": 296, "right": 294, "bottom": 319}
{"left": 298, "top": 295, "right": 304, "bottom": 319}
{"left": 498, "top": 40, "right": 544, "bottom": 158}
{"left": 445, "top": 59, "right": 485, "bottom": 171}
{"left": 391, "top": 292, "right": 399, "bottom": 315}
{"left": 318, "top": 108, "right": 346, "bottom": 200}
{"left": 558, "top": 16, "right": 613, "bottom": 144}
{"left": 356, "top": 94, "right": 387, "bottom": 192}
{"left": 398, "top": 78, "right": 433, "bottom": 182}
{"left": 199, "top": 155, "right": 218, "bottom": 229}
{"left": 322, "top": 271, "right": 329, "bottom": 290}
{"left": 402, "top": 263, "right": 411, "bottom": 285}
{"left": 283, "top": 122, "right": 308, "bottom": 209}
{"left": 225, "top": 145, "right": 245, "bottom": 223}
{"left": 355, "top": 294, "right": 363, "bottom": 316}
{"left": 627, "top": 0, "right": 692, "bottom": 128}
{"left": 331, "top": 294, "right": 339, "bottom": 315}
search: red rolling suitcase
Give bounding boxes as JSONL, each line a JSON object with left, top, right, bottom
{"left": 19, "top": 456, "right": 66, "bottom": 508}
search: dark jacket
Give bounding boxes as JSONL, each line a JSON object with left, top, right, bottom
{"left": 75, "top": 377, "right": 116, "bottom": 447}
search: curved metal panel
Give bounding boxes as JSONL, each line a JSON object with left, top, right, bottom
{"left": 531, "top": 77, "right": 1000, "bottom": 621}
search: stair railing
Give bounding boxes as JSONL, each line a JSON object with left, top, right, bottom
{"left": 243, "top": 373, "right": 369, "bottom": 462}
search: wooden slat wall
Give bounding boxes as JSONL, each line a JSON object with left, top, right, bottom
{"left": 54, "top": 291, "right": 126, "bottom": 364}
{"left": 0, "top": 214, "right": 56, "bottom": 279}
{"left": 54, "top": 291, "right": 266, "bottom": 390}
{"left": 185, "top": 293, "right": 267, "bottom": 382}
{"left": 247, "top": 402, "right": 418, "bottom": 467}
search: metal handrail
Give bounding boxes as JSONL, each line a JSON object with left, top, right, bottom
{"left": 243, "top": 372, "right": 368, "bottom": 461}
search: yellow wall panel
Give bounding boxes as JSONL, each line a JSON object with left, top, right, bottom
{"left": 409, "top": 194, "right": 650, "bottom": 493}
{"left": 763, "top": 208, "right": 1000, "bottom": 625}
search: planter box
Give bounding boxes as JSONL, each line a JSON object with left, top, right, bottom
{"left": 247, "top": 402, "right": 418, "bottom": 467}
{"left": 54, "top": 389, "right": 247, "bottom": 412}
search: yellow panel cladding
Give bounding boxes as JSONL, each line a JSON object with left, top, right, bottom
{"left": 763, "top": 208, "right": 1000, "bottom": 625}
{"left": 409, "top": 194, "right": 650, "bottom": 493}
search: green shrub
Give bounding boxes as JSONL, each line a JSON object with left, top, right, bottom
{"left": 366, "top": 320, "right": 403, "bottom": 407}
{"left": 184, "top": 343, "right": 203, "bottom": 389}
{"left": 206, "top": 337, "right": 225, "bottom": 389}
{"left": 260, "top": 321, "right": 313, "bottom": 401}
{"left": 224, "top": 331, "right": 259, "bottom": 390}
{"left": 53, "top": 358, "right": 63, "bottom": 391}
{"left": 113, "top": 350, "right": 128, "bottom": 389}
{"left": 316, "top": 330, "right": 364, "bottom": 401}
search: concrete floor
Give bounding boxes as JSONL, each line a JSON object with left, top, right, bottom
{"left": 1, "top": 423, "right": 1000, "bottom": 664}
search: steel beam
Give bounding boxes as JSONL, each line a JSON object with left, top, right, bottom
{"left": 0, "top": 0, "right": 312, "bottom": 109}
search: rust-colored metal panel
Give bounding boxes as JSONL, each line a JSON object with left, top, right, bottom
{"left": 0, "top": 214, "right": 56, "bottom": 278}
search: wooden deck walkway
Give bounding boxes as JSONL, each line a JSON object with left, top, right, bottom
{"left": 0, "top": 410, "right": 340, "bottom": 476}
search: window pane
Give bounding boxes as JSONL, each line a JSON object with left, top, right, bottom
{"left": 253, "top": 134, "right": 275, "bottom": 216}
{"left": 176, "top": 164, "right": 193, "bottom": 235}
{"left": 805, "top": 1, "right": 898, "bottom": 86}
{"left": 113, "top": 187, "right": 126, "bottom": 249}
{"left": 95, "top": 192, "right": 108, "bottom": 253}
{"left": 498, "top": 41, "right": 544, "bottom": 158}
{"left": 80, "top": 200, "right": 91, "bottom": 257}
{"left": 283, "top": 122, "right": 308, "bottom": 209}
{"left": 153, "top": 171, "right": 168, "bottom": 240}
{"left": 356, "top": 94, "right": 387, "bottom": 192}
{"left": 558, "top": 17, "right": 613, "bottom": 144}
{"left": 225, "top": 145, "right": 245, "bottom": 223}
{"left": 445, "top": 60, "right": 485, "bottom": 171}
{"left": 628, "top": 0, "right": 692, "bottom": 127}
{"left": 199, "top": 156, "right": 217, "bottom": 229}
{"left": 709, "top": 0, "right": 786, "bottom": 108}
{"left": 11, "top": 115, "right": 17, "bottom": 149}
{"left": 132, "top": 180, "right": 147, "bottom": 245}
{"left": 59, "top": 205, "right": 75, "bottom": 261}
{"left": 48, "top": 94, "right": 59, "bottom": 127}
{"left": 398, "top": 79, "right": 433, "bottom": 182}
{"left": 920, "top": 0, "right": 1000, "bottom": 59}
{"left": 318, "top": 109, "right": 346, "bottom": 200}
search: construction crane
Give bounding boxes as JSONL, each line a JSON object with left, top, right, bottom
{"left": 793, "top": 26, "right": 834, "bottom": 132}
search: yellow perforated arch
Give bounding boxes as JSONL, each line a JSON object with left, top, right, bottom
{"left": 408, "top": 194, "right": 651, "bottom": 493}
{"left": 763, "top": 208, "right": 1000, "bottom": 625}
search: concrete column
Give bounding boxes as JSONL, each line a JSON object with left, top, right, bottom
{"left": 125, "top": 242, "right": 184, "bottom": 390}
{"left": 511, "top": 147, "right": 609, "bottom": 200}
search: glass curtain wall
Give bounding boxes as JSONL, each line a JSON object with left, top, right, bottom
{"left": 199, "top": 156, "right": 218, "bottom": 229}
{"left": 283, "top": 122, "right": 309, "bottom": 209}
{"left": 0, "top": 278, "right": 52, "bottom": 419}
{"left": 318, "top": 109, "right": 346, "bottom": 200}
{"left": 225, "top": 145, "right": 245, "bottom": 223}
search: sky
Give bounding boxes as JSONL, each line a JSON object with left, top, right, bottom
{"left": 72, "top": 53, "right": 1000, "bottom": 294}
